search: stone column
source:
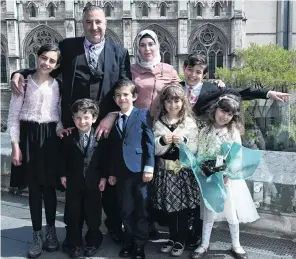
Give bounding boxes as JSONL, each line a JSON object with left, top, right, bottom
{"left": 122, "top": 1, "right": 133, "bottom": 55}
{"left": 177, "top": 0, "right": 188, "bottom": 72}
{"left": 230, "top": 0, "right": 246, "bottom": 67}
{"left": 65, "top": 1, "right": 76, "bottom": 38}
{"left": 6, "top": 0, "right": 20, "bottom": 71}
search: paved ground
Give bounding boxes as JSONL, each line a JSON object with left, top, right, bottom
{"left": 1, "top": 191, "right": 296, "bottom": 259}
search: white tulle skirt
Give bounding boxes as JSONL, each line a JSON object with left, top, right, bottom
{"left": 200, "top": 179, "right": 260, "bottom": 224}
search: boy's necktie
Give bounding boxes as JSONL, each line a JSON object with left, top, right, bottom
{"left": 83, "top": 134, "right": 89, "bottom": 148}
{"left": 188, "top": 87, "right": 198, "bottom": 104}
{"left": 121, "top": 114, "right": 127, "bottom": 131}
{"left": 88, "top": 45, "right": 99, "bottom": 74}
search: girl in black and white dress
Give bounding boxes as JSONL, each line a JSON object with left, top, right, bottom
{"left": 152, "top": 83, "right": 200, "bottom": 257}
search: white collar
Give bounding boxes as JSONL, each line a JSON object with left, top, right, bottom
{"left": 186, "top": 81, "right": 203, "bottom": 91}
{"left": 79, "top": 129, "right": 91, "bottom": 138}
{"left": 119, "top": 106, "right": 134, "bottom": 117}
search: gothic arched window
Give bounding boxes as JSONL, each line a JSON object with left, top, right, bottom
{"left": 191, "top": 26, "right": 225, "bottom": 79}
{"left": 142, "top": 3, "right": 149, "bottom": 17}
{"left": 28, "top": 54, "right": 36, "bottom": 68}
{"left": 214, "top": 2, "right": 221, "bottom": 17}
{"left": 105, "top": 3, "right": 112, "bottom": 17}
{"left": 160, "top": 3, "right": 167, "bottom": 17}
{"left": 197, "top": 3, "right": 202, "bottom": 16}
{"left": 217, "top": 51, "right": 223, "bottom": 68}
{"left": 1, "top": 54, "right": 7, "bottom": 83}
{"left": 160, "top": 43, "right": 171, "bottom": 65}
{"left": 48, "top": 3, "right": 55, "bottom": 17}
{"left": 208, "top": 52, "right": 216, "bottom": 78}
{"left": 30, "top": 5, "right": 37, "bottom": 17}
{"left": 24, "top": 26, "right": 61, "bottom": 69}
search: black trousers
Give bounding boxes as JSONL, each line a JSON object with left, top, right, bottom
{"left": 28, "top": 184, "right": 57, "bottom": 231}
{"left": 168, "top": 209, "right": 189, "bottom": 244}
{"left": 117, "top": 173, "right": 149, "bottom": 246}
{"left": 188, "top": 206, "right": 203, "bottom": 238}
{"left": 64, "top": 186, "right": 102, "bottom": 248}
{"left": 102, "top": 182, "right": 122, "bottom": 232}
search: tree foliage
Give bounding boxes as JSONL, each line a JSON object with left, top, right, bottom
{"left": 216, "top": 43, "right": 296, "bottom": 151}
{"left": 216, "top": 43, "right": 296, "bottom": 92}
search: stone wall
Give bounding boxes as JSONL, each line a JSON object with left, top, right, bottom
{"left": 1, "top": 131, "right": 295, "bottom": 236}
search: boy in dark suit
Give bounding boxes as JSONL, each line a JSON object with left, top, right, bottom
{"left": 107, "top": 79, "right": 155, "bottom": 259}
{"left": 59, "top": 99, "right": 107, "bottom": 258}
{"left": 181, "top": 53, "right": 289, "bottom": 117}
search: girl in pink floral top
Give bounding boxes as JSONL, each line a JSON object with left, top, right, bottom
{"left": 8, "top": 43, "right": 61, "bottom": 258}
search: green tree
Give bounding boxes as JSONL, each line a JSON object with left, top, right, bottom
{"left": 216, "top": 43, "right": 296, "bottom": 151}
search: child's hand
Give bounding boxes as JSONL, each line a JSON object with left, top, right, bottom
{"left": 99, "top": 178, "right": 106, "bottom": 191}
{"left": 214, "top": 79, "right": 226, "bottom": 88}
{"left": 223, "top": 176, "right": 229, "bottom": 186}
{"left": 56, "top": 127, "right": 74, "bottom": 138}
{"left": 143, "top": 172, "right": 153, "bottom": 182}
{"left": 11, "top": 144, "right": 22, "bottom": 166}
{"left": 172, "top": 135, "right": 184, "bottom": 144}
{"left": 163, "top": 134, "right": 173, "bottom": 144}
{"left": 60, "top": 177, "right": 67, "bottom": 188}
{"left": 108, "top": 176, "right": 117, "bottom": 186}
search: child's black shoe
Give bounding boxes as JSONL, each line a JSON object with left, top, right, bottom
{"left": 119, "top": 243, "right": 134, "bottom": 258}
{"left": 69, "top": 246, "right": 82, "bottom": 258}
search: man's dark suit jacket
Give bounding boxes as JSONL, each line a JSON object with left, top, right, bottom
{"left": 59, "top": 38, "right": 131, "bottom": 126}
{"left": 108, "top": 107, "right": 155, "bottom": 177}
{"left": 180, "top": 81, "right": 269, "bottom": 116}
{"left": 59, "top": 128, "right": 107, "bottom": 190}
{"left": 13, "top": 38, "right": 131, "bottom": 128}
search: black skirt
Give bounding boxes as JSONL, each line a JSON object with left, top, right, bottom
{"left": 10, "top": 121, "right": 62, "bottom": 190}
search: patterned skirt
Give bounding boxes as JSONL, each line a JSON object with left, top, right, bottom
{"left": 152, "top": 167, "right": 200, "bottom": 213}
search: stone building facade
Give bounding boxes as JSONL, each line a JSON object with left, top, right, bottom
{"left": 1, "top": 0, "right": 295, "bottom": 124}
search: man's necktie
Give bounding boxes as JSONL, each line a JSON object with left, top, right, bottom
{"left": 88, "top": 45, "right": 99, "bottom": 74}
{"left": 121, "top": 114, "right": 127, "bottom": 132}
{"left": 83, "top": 134, "right": 89, "bottom": 148}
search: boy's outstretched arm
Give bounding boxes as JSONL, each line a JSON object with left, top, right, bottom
{"left": 236, "top": 87, "right": 290, "bottom": 102}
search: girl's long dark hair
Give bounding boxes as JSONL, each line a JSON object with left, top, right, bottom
{"left": 205, "top": 94, "right": 244, "bottom": 135}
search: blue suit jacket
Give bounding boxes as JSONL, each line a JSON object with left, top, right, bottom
{"left": 108, "top": 107, "right": 155, "bottom": 176}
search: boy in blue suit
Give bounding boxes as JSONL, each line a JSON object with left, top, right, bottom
{"left": 107, "top": 79, "right": 155, "bottom": 259}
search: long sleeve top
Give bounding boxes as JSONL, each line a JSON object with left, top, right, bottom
{"left": 8, "top": 75, "right": 62, "bottom": 143}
